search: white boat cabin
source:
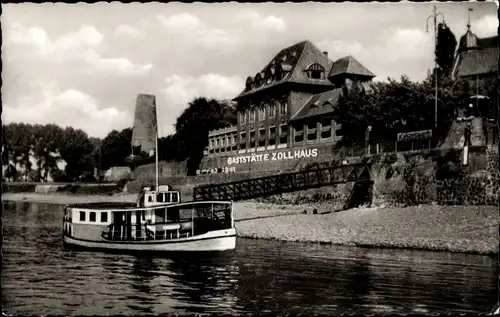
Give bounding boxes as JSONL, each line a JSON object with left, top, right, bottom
{"left": 139, "top": 185, "right": 181, "bottom": 207}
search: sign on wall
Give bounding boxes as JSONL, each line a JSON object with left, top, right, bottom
{"left": 397, "top": 129, "right": 433, "bottom": 142}
{"left": 227, "top": 148, "right": 318, "bottom": 165}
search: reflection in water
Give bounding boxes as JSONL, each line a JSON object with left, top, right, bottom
{"left": 2, "top": 201, "right": 498, "bottom": 315}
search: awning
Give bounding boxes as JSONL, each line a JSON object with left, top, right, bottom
{"left": 308, "top": 128, "right": 317, "bottom": 134}
{"left": 294, "top": 130, "right": 304, "bottom": 136}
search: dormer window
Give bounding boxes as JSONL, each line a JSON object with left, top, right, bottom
{"left": 254, "top": 73, "right": 262, "bottom": 87}
{"left": 245, "top": 77, "right": 254, "bottom": 91}
{"left": 265, "top": 68, "right": 274, "bottom": 85}
{"left": 275, "top": 64, "right": 283, "bottom": 81}
{"left": 306, "top": 63, "right": 325, "bottom": 79}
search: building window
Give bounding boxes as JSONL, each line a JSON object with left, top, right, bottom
{"left": 295, "top": 125, "right": 304, "bottom": 143}
{"left": 245, "top": 76, "right": 254, "bottom": 91}
{"left": 240, "top": 111, "right": 247, "bottom": 124}
{"left": 259, "top": 129, "right": 266, "bottom": 147}
{"left": 306, "top": 63, "right": 325, "bottom": 79}
{"left": 254, "top": 73, "right": 262, "bottom": 87}
{"left": 250, "top": 130, "right": 256, "bottom": 148}
{"left": 240, "top": 132, "right": 247, "bottom": 149}
{"left": 269, "top": 103, "right": 276, "bottom": 118}
{"left": 279, "top": 101, "right": 288, "bottom": 116}
{"left": 336, "top": 125, "right": 344, "bottom": 137}
{"left": 275, "top": 64, "right": 283, "bottom": 81}
{"left": 101, "top": 212, "right": 108, "bottom": 223}
{"left": 307, "top": 121, "right": 317, "bottom": 141}
{"left": 269, "top": 126, "right": 276, "bottom": 145}
{"left": 259, "top": 106, "right": 266, "bottom": 121}
{"left": 321, "top": 117, "right": 332, "bottom": 139}
{"left": 266, "top": 68, "right": 273, "bottom": 85}
{"left": 279, "top": 125, "right": 288, "bottom": 144}
{"left": 250, "top": 108, "right": 256, "bottom": 122}
{"left": 89, "top": 212, "right": 96, "bottom": 222}
{"left": 79, "top": 211, "right": 86, "bottom": 222}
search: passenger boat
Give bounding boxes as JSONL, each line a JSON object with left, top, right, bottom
{"left": 62, "top": 185, "right": 236, "bottom": 252}
{"left": 62, "top": 95, "right": 236, "bottom": 252}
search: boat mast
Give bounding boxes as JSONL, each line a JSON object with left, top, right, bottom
{"left": 155, "top": 121, "right": 159, "bottom": 190}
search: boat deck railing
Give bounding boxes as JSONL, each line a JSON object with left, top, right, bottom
{"left": 103, "top": 218, "right": 232, "bottom": 242}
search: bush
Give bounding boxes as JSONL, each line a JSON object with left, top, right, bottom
{"left": 116, "top": 178, "right": 129, "bottom": 190}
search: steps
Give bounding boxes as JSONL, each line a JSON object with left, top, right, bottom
{"left": 440, "top": 117, "right": 487, "bottom": 149}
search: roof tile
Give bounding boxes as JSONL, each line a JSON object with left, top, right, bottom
{"left": 291, "top": 89, "right": 343, "bottom": 121}
{"left": 328, "top": 55, "right": 376, "bottom": 79}
{"left": 455, "top": 48, "right": 498, "bottom": 78}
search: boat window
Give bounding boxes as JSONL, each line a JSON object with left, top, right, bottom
{"left": 142, "top": 211, "right": 146, "bottom": 221}
{"left": 166, "top": 193, "right": 171, "bottom": 203}
{"left": 79, "top": 211, "right": 86, "bottom": 222}
{"left": 89, "top": 212, "right": 96, "bottom": 222}
{"left": 157, "top": 193, "right": 164, "bottom": 203}
{"left": 148, "top": 195, "right": 153, "bottom": 203}
{"left": 101, "top": 212, "right": 108, "bottom": 223}
{"left": 155, "top": 209, "right": 165, "bottom": 223}
{"left": 172, "top": 192, "right": 179, "bottom": 202}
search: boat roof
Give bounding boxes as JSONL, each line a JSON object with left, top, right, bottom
{"left": 65, "top": 200, "right": 233, "bottom": 211}
{"left": 65, "top": 202, "right": 137, "bottom": 209}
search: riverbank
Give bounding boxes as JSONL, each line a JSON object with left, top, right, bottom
{"left": 3, "top": 192, "right": 498, "bottom": 255}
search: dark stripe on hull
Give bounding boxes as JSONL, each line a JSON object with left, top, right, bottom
{"left": 62, "top": 241, "right": 236, "bottom": 257}
{"left": 63, "top": 232, "right": 236, "bottom": 245}
{"left": 62, "top": 231, "right": 236, "bottom": 252}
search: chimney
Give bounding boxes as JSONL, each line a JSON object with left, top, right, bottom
{"left": 323, "top": 51, "right": 328, "bottom": 56}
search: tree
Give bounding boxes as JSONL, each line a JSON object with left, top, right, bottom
{"left": 99, "top": 128, "right": 133, "bottom": 171}
{"left": 436, "top": 23, "right": 458, "bottom": 79}
{"left": 32, "top": 124, "right": 64, "bottom": 182}
{"left": 173, "top": 98, "right": 237, "bottom": 175}
{"left": 59, "top": 127, "right": 95, "bottom": 181}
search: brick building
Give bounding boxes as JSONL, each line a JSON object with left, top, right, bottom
{"left": 204, "top": 40, "right": 375, "bottom": 167}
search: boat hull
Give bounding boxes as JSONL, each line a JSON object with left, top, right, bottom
{"left": 63, "top": 228, "right": 236, "bottom": 252}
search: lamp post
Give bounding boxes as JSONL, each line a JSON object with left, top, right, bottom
{"left": 426, "top": 5, "right": 446, "bottom": 130}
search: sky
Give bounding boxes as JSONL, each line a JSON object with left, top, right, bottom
{"left": 2, "top": 2, "right": 498, "bottom": 138}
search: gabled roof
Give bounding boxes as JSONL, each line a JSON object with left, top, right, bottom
{"left": 233, "top": 40, "right": 334, "bottom": 100}
{"left": 291, "top": 89, "right": 343, "bottom": 122}
{"left": 454, "top": 47, "right": 498, "bottom": 78}
{"left": 328, "top": 55, "right": 376, "bottom": 79}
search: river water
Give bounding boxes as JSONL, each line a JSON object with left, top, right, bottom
{"left": 2, "top": 201, "right": 498, "bottom": 315}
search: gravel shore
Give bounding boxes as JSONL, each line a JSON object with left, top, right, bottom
{"left": 3, "top": 192, "right": 498, "bottom": 255}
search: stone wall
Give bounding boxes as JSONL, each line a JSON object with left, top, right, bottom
{"left": 256, "top": 146, "right": 499, "bottom": 208}
{"left": 370, "top": 146, "right": 499, "bottom": 207}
